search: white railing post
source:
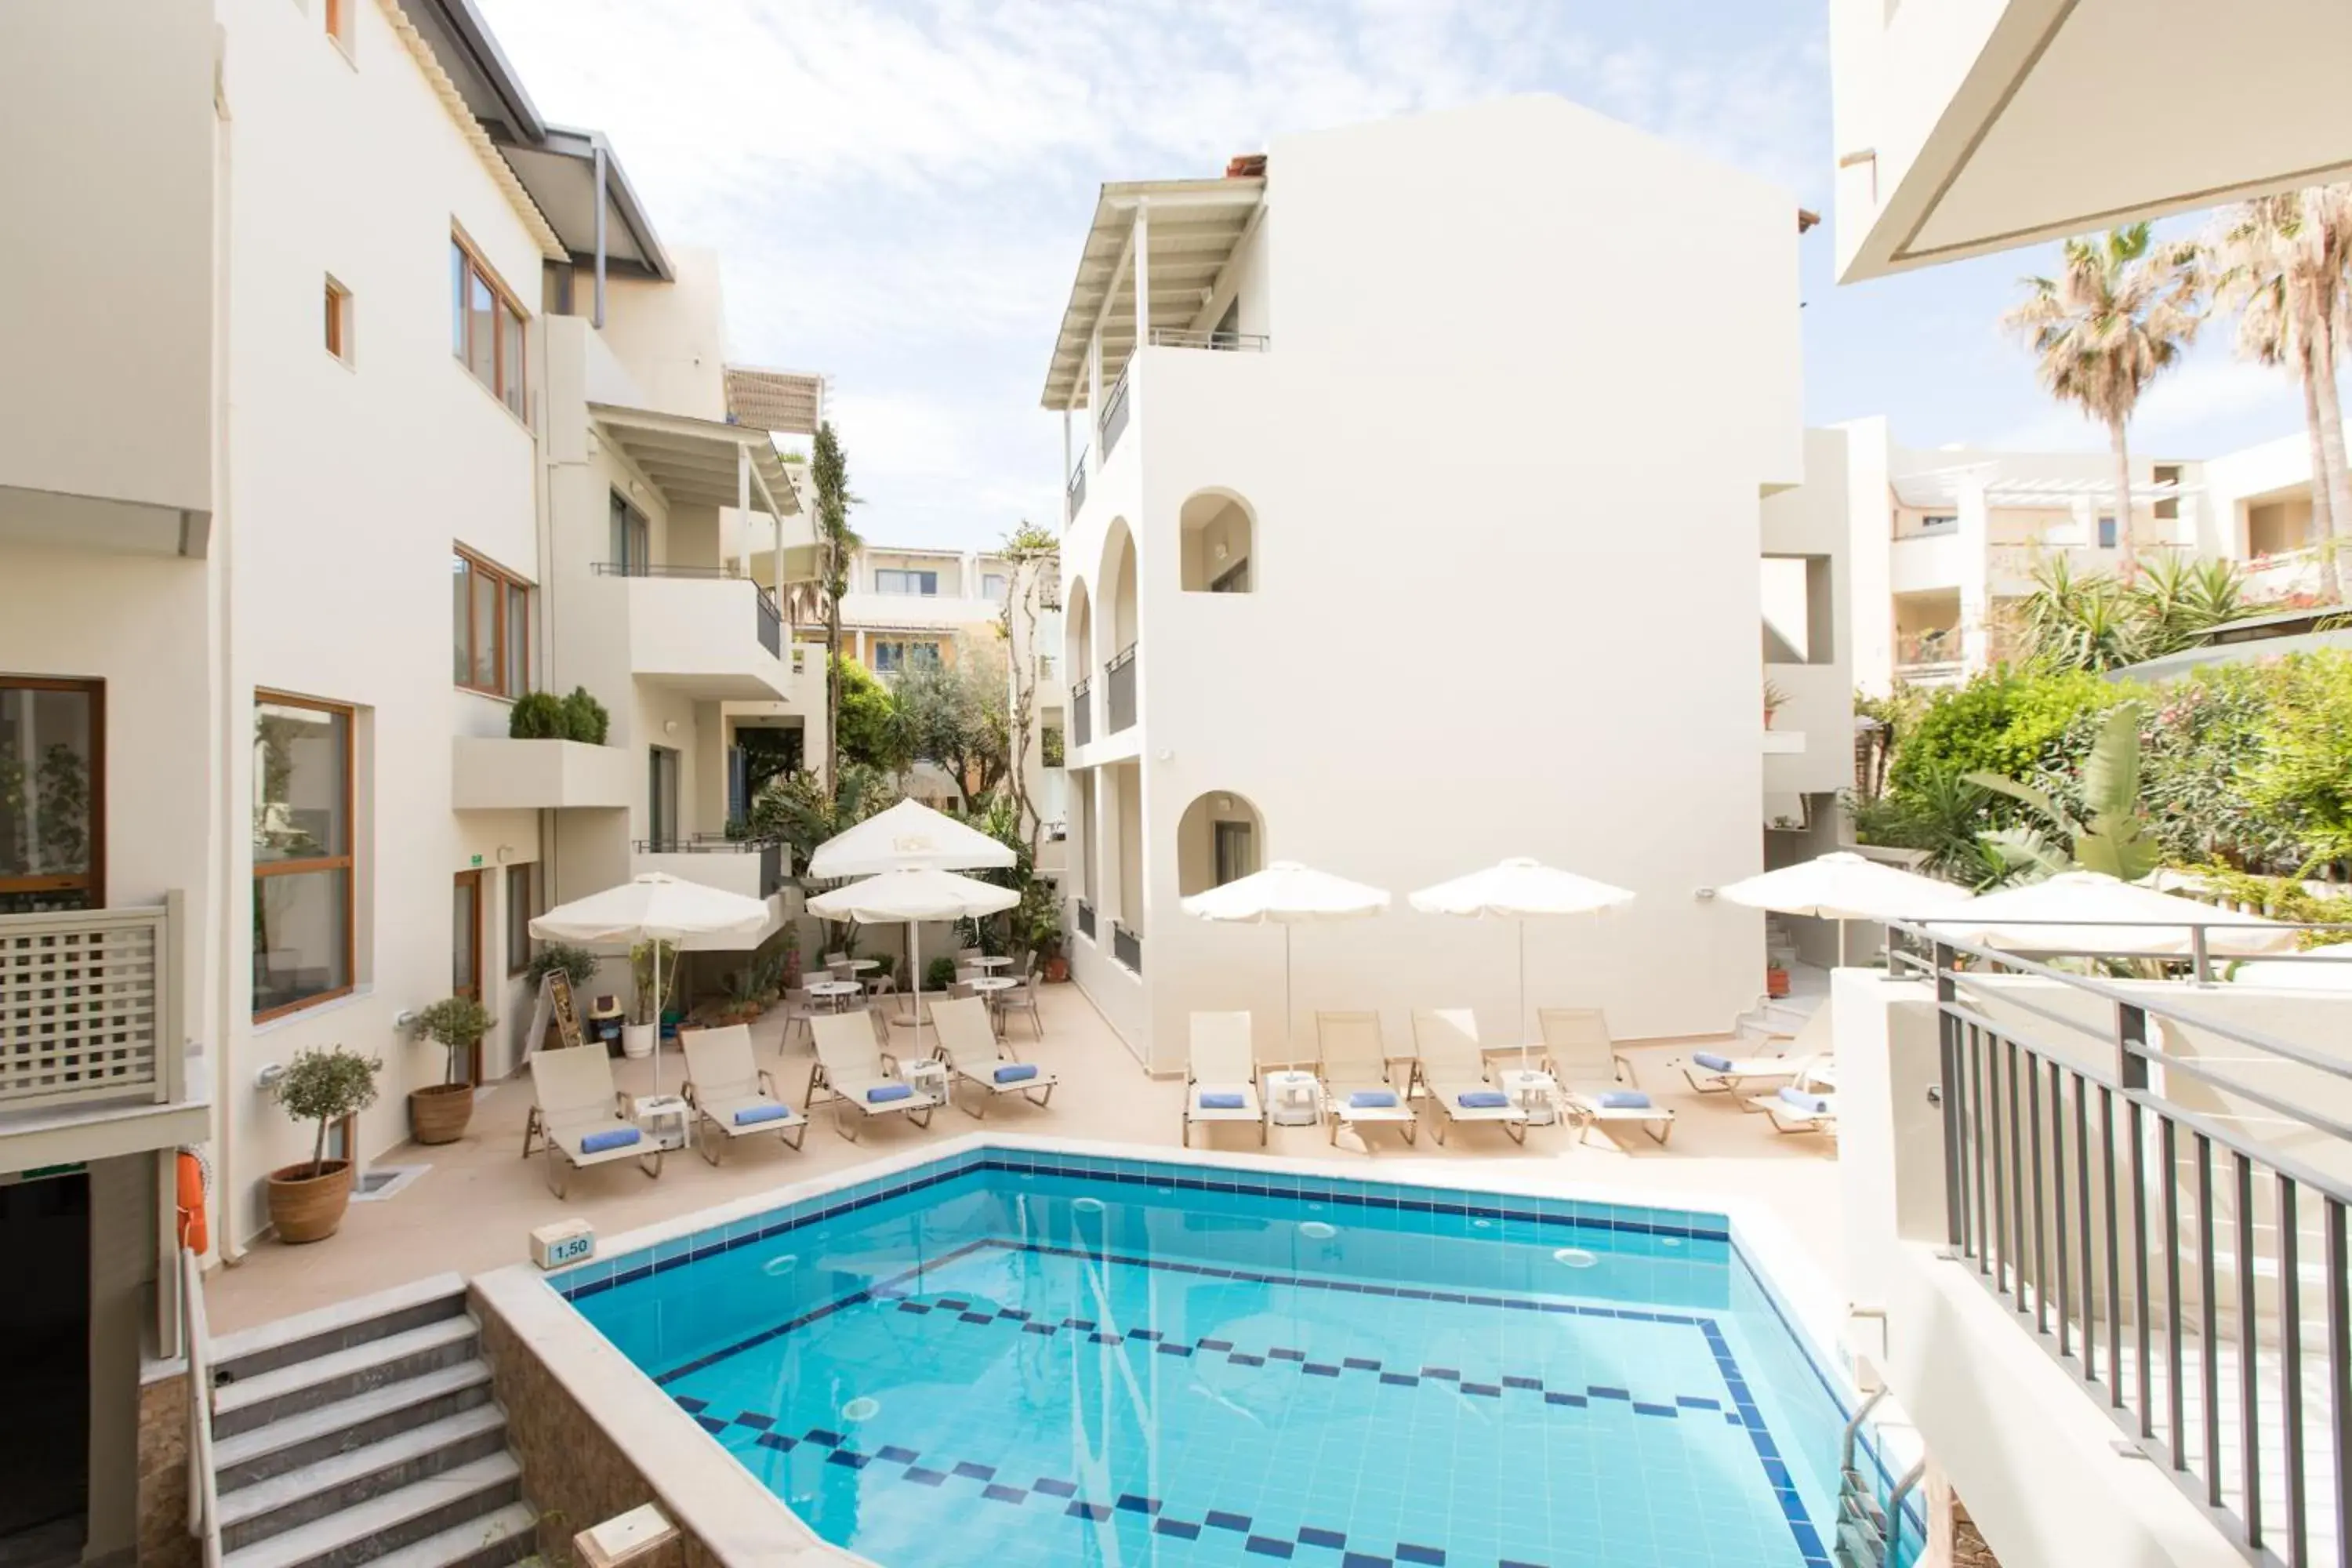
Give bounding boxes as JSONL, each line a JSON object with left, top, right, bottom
{"left": 181, "top": 1247, "right": 221, "bottom": 1567}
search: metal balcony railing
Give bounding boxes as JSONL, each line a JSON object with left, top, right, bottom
{"left": 1112, "top": 921, "right": 1142, "bottom": 974}
{"left": 1067, "top": 454, "right": 1087, "bottom": 521}
{"left": 592, "top": 561, "right": 749, "bottom": 579}
{"left": 0, "top": 893, "right": 184, "bottom": 1112}
{"left": 1099, "top": 364, "right": 1132, "bottom": 459}
{"left": 633, "top": 837, "right": 786, "bottom": 898}
{"left": 1076, "top": 900, "right": 1096, "bottom": 942}
{"left": 1105, "top": 644, "right": 1137, "bottom": 734}
{"left": 1148, "top": 327, "right": 1271, "bottom": 352}
{"left": 1071, "top": 679, "right": 1092, "bottom": 747}
{"left": 1888, "top": 917, "right": 2352, "bottom": 1567}
{"left": 755, "top": 586, "right": 782, "bottom": 658}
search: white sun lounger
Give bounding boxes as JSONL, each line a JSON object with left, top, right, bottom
{"left": 931, "top": 996, "right": 1057, "bottom": 1119}
{"left": 808, "top": 1012, "right": 936, "bottom": 1141}
{"left": 1410, "top": 1008, "right": 1528, "bottom": 1145}
{"left": 1538, "top": 1007, "right": 1674, "bottom": 1145}
{"left": 679, "top": 1024, "right": 807, "bottom": 1163}
{"left": 1184, "top": 1011, "right": 1266, "bottom": 1145}
{"left": 1749, "top": 1077, "right": 1838, "bottom": 1134}
{"left": 1315, "top": 1011, "right": 1418, "bottom": 1148}
{"left": 527, "top": 1046, "right": 662, "bottom": 1198}
{"left": 1685, "top": 1007, "right": 1831, "bottom": 1094}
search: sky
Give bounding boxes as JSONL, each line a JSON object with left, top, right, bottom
{"left": 474, "top": 0, "right": 2317, "bottom": 551}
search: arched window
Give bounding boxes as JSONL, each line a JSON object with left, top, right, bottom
{"left": 1176, "top": 790, "right": 1265, "bottom": 896}
{"left": 1180, "top": 491, "right": 1255, "bottom": 593}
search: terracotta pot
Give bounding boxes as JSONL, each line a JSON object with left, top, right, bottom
{"left": 267, "top": 1160, "right": 354, "bottom": 1244}
{"left": 408, "top": 1081, "right": 474, "bottom": 1145}
{"left": 1044, "top": 956, "right": 1070, "bottom": 983}
{"left": 1766, "top": 967, "right": 1791, "bottom": 999}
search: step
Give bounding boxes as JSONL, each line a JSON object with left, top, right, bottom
{"left": 214, "top": 1273, "right": 470, "bottom": 1385}
{"left": 220, "top": 1452, "right": 521, "bottom": 1568}
{"left": 215, "top": 1361, "right": 495, "bottom": 1490}
{"left": 220, "top": 1405, "right": 510, "bottom": 1551}
{"left": 214, "top": 1318, "right": 479, "bottom": 1439}
{"left": 358, "top": 1502, "right": 536, "bottom": 1568}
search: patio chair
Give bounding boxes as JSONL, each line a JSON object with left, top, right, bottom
{"left": 1683, "top": 1007, "right": 1830, "bottom": 1094}
{"left": 931, "top": 996, "right": 1056, "bottom": 1119}
{"left": 1184, "top": 1011, "right": 1266, "bottom": 1146}
{"left": 679, "top": 1024, "right": 807, "bottom": 1163}
{"left": 1316, "top": 1011, "right": 1417, "bottom": 1148}
{"left": 527, "top": 1046, "right": 662, "bottom": 1199}
{"left": 778, "top": 986, "right": 825, "bottom": 1054}
{"left": 996, "top": 967, "right": 1044, "bottom": 1039}
{"left": 1410, "top": 1008, "right": 1527, "bottom": 1145}
{"left": 1540, "top": 1007, "right": 1673, "bottom": 1145}
{"left": 807, "top": 1012, "right": 936, "bottom": 1141}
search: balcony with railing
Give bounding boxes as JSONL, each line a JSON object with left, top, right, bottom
{"left": 596, "top": 562, "right": 794, "bottom": 702}
{"left": 1105, "top": 644, "right": 1138, "bottom": 734}
{"left": 630, "top": 837, "right": 788, "bottom": 902}
{"left": 1067, "top": 452, "right": 1088, "bottom": 523}
{"left": 1148, "top": 327, "right": 1271, "bottom": 353}
{"left": 1099, "top": 363, "right": 1132, "bottom": 460}
{"left": 1112, "top": 920, "right": 1142, "bottom": 974}
{"left": 1893, "top": 629, "right": 1966, "bottom": 686}
{"left": 1071, "top": 679, "right": 1092, "bottom": 748}
{"left": 1, "top": 892, "right": 211, "bottom": 1165}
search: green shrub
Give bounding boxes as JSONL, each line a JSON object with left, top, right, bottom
{"left": 415, "top": 996, "right": 493, "bottom": 1087}
{"left": 924, "top": 956, "right": 959, "bottom": 993}
{"left": 524, "top": 942, "right": 601, "bottom": 993}
{"left": 559, "top": 686, "right": 611, "bottom": 745}
{"left": 270, "top": 1047, "right": 383, "bottom": 1178}
{"left": 1888, "top": 668, "right": 2123, "bottom": 808}
{"left": 508, "top": 691, "right": 568, "bottom": 739}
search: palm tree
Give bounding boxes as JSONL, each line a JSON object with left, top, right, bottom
{"left": 2003, "top": 225, "right": 2203, "bottom": 580}
{"left": 808, "top": 422, "right": 862, "bottom": 798}
{"left": 2207, "top": 186, "right": 2352, "bottom": 604}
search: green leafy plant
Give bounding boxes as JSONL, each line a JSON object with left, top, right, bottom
{"left": 749, "top": 761, "right": 901, "bottom": 876}
{"left": 270, "top": 1047, "right": 383, "bottom": 1178}
{"left": 415, "top": 996, "right": 493, "bottom": 1087}
{"left": 524, "top": 942, "right": 600, "bottom": 994}
{"left": 1969, "top": 705, "right": 2161, "bottom": 882}
{"left": 629, "top": 938, "right": 681, "bottom": 1025}
{"left": 559, "top": 686, "right": 611, "bottom": 745}
{"left": 924, "top": 956, "right": 959, "bottom": 993}
{"left": 508, "top": 691, "right": 568, "bottom": 739}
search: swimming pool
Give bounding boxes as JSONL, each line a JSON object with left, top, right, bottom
{"left": 554, "top": 1148, "right": 1908, "bottom": 1568}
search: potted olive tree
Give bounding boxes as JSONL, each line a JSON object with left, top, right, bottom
{"left": 410, "top": 996, "right": 492, "bottom": 1145}
{"left": 623, "top": 938, "right": 679, "bottom": 1058}
{"left": 266, "top": 1047, "right": 383, "bottom": 1244}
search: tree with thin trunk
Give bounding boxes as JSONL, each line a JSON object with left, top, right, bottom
{"left": 2207, "top": 186, "right": 2352, "bottom": 604}
{"left": 809, "top": 423, "right": 861, "bottom": 799}
{"left": 2003, "top": 225, "right": 2204, "bottom": 581}
{"left": 996, "top": 521, "right": 1059, "bottom": 859}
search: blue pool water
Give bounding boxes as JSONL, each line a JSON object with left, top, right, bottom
{"left": 557, "top": 1152, "right": 1905, "bottom": 1568}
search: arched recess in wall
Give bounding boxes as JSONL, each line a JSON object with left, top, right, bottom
{"left": 1179, "top": 489, "right": 1256, "bottom": 593}
{"left": 1176, "top": 790, "right": 1265, "bottom": 897}
{"left": 1098, "top": 517, "right": 1139, "bottom": 668}
{"left": 1064, "top": 575, "right": 1093, "bottom": 685}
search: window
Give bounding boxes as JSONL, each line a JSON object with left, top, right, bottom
{"left": 648, "top": 748, "right": 680, "bottom": 848}
{"left": 871, "top": 641, "right": 941, "bottom": 674}
{"left": 253, "top": 695, "right": 354, "bottom": 1020}
{"left": 1918, "top": 514, "right": 1958, "bottom": 534}
{"left": 1214, "top": 820, "right": 1256, "bottom": 887}
{"left": 982, "top": 573, "right": 1008, "bottom": 601}
{"left": 452, "top": 550, "right": 530, "bottom": 698}
{"left": 1040, "top": 725, "right": 1065, "bottom": 768}
{"left": 2098, "top": 515, "right": 2119, "bottom": 550}
{"left": 1210, "top": 560, "right": 1250, "bottom": 593}
{"left": 0, "top": 679, "right": 102, "bottom": 915}
{"left": 323, "top": 277, "right": 351, "bottom": 363}
{"left": 2154, "top": 464, "right": 2182, "bottom": 522}
{"left": 450, "top": 236, "right": 527, "bottom": 417}
{"left": 874, "top": 569, "right": 938, "bottom": 596}
{"left": 505, "top": 862, "right": 538, "bottom": 976}
{"left": 608, "top": 492, "right": 649, "bottom": 574}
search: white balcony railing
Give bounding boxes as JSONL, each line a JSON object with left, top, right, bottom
{"left": 1, "top": 894, "right": 184, "bottom": 1112}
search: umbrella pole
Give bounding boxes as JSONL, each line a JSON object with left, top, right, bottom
{"left": 1838, "top": 917, "right": 1852, "bottom": 969}
{"left": 1285, "top": 926, "right": 1294, "bottom": 1064}
{"left": 651, "top": 938, "right": 664, "bottom": 1097}
{"left": 910, "top": 920, "right": 921, "bottom": 1048}
{"left": 1519, "top": 920, "right": 1531, "bottom": 1076}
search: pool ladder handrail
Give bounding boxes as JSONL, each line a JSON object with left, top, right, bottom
{"left": 1834, "top": 1390, "right": 1928, "bottom": 1568}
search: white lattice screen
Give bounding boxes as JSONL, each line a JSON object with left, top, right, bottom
{"left": 1, "top": 909, "right": 165, "bottom": 1109}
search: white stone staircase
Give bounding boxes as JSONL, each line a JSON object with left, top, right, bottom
{"left": 1730, "top": 991, "right": 1821, "bottom": 1046}
{"left": 205, "top": 1274, "right": 534, "bottom": 1568}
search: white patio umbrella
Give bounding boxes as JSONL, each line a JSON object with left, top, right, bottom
{"left": 807, "top": 798, "right": 1015, "bottom": 880}
{"left": 1181, "top": 862, "right": 1390, "bottom": 1056}
{"left": 1927, "top": 871, "right": 2299, "bottom": 959}
{"left": 1409, "top": 858, "right": 1635, "bottom": 1065}
{"left": 530, "top": 873, "right": 772, "bottom": 1094}
{"left": 2228, "top": 940, "right": 2352, "bottom": 989}
{"left": 808, "top": 866, "right": 1018, "bottom": 1047}
{"left": 1715, "top": 851, "right": 1974, "bottom": 965}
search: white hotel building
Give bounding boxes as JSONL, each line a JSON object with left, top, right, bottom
{"left": 1044, "top": 98, "right": 1851, "bottom": 1070}
{"left": 0, "top": 1, "right": 822, "bottom": 1547}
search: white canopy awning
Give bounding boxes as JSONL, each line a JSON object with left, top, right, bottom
{"left": 807, "top": 867, "right": 1018, "bottom": 925}
{"left": 1717, "top": 852, "right": 1973, "bottom": 923}
{"left": 1181, "top": 862, "right": 1389, "bottom": 924}
{"left": 1408, "top": 858, "right": 1634, "bottom": 920}
{"left": 1929, "top": 872, "right": 2297, "bottom": 956}
{"left": 807, "top": 799, "right": 1015, "bottom": 880}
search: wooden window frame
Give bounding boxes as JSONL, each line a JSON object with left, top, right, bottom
{"left": 324, "top": 276, "right": 350, "bottom": 364}
{"left": 452, "top": 547, "right": 531, "bottom": 699}
{"left": 322, "top": 0, "right": 354, "bottom": 54}
{"left": 450, "top": 234, "right": 528, "bottom": 417}
{"left": 252, "top": 692, "right": 356, "bottom": 1024}
{"left": 0, "top": 677, "right": 105, "bottom": 912}
{"left": 505, "top": 861, "right": 537, "bottom": 978}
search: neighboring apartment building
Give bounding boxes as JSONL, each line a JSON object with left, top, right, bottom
{"left": 0, "top": 2, "right": 819, "bottom": 1555}
{"left": 1044, "top": 97, "right": 1824, "bottom": 1070}
{"left": 1847, "top": 418, "right": 2352, "bottom": 695}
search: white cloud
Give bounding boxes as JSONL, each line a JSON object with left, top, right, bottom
{"left": 1986, "top": 348, "right": 2309, "bottom": 456}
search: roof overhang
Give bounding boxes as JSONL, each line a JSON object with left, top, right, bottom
{"left": 1832, "top": 0, "right": 2352, "bottom": 282}
{"left": 723, "top": 366, "right": 826, "bottom": 436}
{"left": 1890, "top": 467, "right": 2197, "bottom": 509}
{"left": 590, "top": 405, "right": 800, "bottom": 517}
{"left": 1039, "top": 177, "right": 1265, "bottom": 411}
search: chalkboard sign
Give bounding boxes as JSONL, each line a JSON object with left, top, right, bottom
{"left": 524, "top": 970, "right": 586, "bottom": 1063}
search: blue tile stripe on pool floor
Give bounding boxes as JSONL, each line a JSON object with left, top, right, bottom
{"left": 654, "top": 1236, "right": 1831, "bottom": 1568}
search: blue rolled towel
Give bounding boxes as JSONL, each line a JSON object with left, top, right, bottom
{"left": 1595, "top": 1090, "right": 1651, "bottom": 1109}
{"left": 992, "top": 1063, "right": 1040, "bottom": 1084}
{"left": 1348, "top": 1090, "right": 1399, "bottom": 1109}
{"left": 1198, "top": 1091, "right": 1247, "bottom": 1109}
{"left": 866, "top": 1083, "right": 915, "bottom": 1104}
{"left": 1457, "top": 1090, "right": 1510, "bottom": 1109}
{"left": 734, "top": 1102, "right": 792, "bottom": 1126}
{"left": 1778, "top": 1086, "right": 1832, "bottom": 1115}
{"left": 579, "top": 1126, "right": 641, "bottom": 1154}
{"left": 1693, "top": 1051, "right": 1736, "bottom": 1073}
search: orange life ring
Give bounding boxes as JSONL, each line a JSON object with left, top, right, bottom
{"left": 176, "top": 1149, "right": 208, "bottom": 1254}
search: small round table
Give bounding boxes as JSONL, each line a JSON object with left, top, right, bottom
{"left": 807, "top": 978, "right": 862, "bottom": 1010}
{"left": 973, "top": 956, "right": 1014, "bottom": 972}
{"left": 1263, "top": 1070, "right": 1324, "bottom": 1128}
{"left": 967, "top": 975, "right": 1018, "bottom": 996}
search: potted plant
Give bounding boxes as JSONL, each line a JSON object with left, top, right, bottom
{"left": 625, "top": 938, "right": 679, "bottom": 1058}
{"left": 1763, "top": 679, "right": 1788, "bottom": 730}
{"left": 409, "top": 996, "right": 491, "bottom": 1145}
{"left": 266, "top": 1047, "right": 383, "bottom": 1244}
{"left": 1766, "top": 962, "right": 1792, "bottom": 999}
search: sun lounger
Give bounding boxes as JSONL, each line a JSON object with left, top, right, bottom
{"left": 1539, "top": 1007, "right": 1673, "bottom": 1145}
{"left": 931, "top": 996, "right": 1057, "bottom": 1119}
{"left": 679, "top": 1024, "right": 807, "bottom": 1163}
{"left": 1749, "top": 1080, "right": 1838, "bottom": 1134}
{"left": 1315, "top": 1011, "right": 1417, "bottom": 1148}
{"left": 1184, "top": 1012, "right": 1266, "bottom": 1146}
{"left": 527, "top": 1046, "right": 662, "bottom": 1198}
{"left": 1409, "top": 1008, "right": 1528, "bottom": 1145}
{"left": 1684, "top": 1007, "right": 1831, "bottom": 1094}
{"left": 807, "top": 1012, "right": 936, "bottom": 1141}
